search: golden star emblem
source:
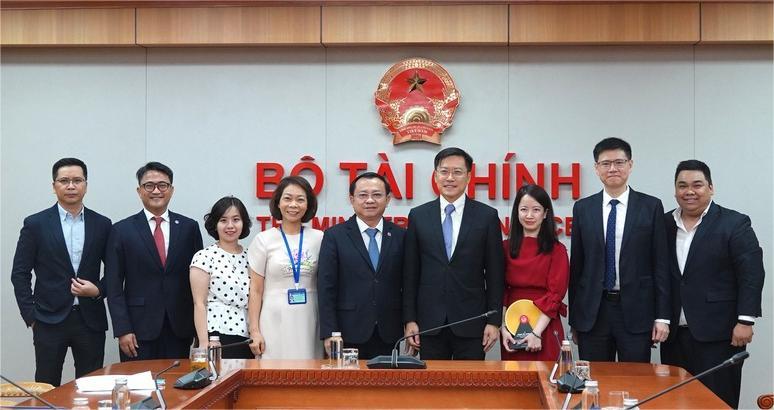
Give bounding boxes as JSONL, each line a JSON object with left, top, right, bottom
{"left": 406, "top": 71, "right": 427, "bottom": 93}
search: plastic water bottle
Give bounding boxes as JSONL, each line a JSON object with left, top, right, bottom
{"left": 581, "top": 380, "right": 600, "bottom": 410}
{"left": 559, "top": 340, "right": 574, "bottom": 376}
{"left": 330, "top": 331, "right": 344, "bottom": 368}
{"left": 111, "top": 377, "right": 129, "bottom": 410}
{"left": 208, "top": 335, "right": 221, "bottom": 380}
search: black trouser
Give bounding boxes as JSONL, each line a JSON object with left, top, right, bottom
{"left": 345, "top": 326, "right": 394, "bottom": 359}
{"left": 661, "top": 326, "right": 744, "bottom": 409}
{"left": 577, "top": 293, "right": 652, "bottom": 363}
{"left": 32, "top": 306, "right": 105, "bottom": 387}
{"left": 207, "top": 332, "right": 254, "bottom": 359}
{"left": 419, "top": 327, "right": 485, "bottom": 360}
{"left": 120, "top": 315, "right": 192, "bottom": 362}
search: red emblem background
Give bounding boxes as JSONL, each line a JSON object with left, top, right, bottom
{"left": 374, "top": 58, "right": 460, "bottom": 145}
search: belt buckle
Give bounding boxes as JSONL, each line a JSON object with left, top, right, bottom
{"left": 604, "top": 290, "right": 621, "bottom": 302}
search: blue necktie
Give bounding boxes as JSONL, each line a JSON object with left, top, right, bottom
{"left": 365, "top": 228, "right": 379, "bottom": 270}
{"left": 605, "top": 199, "right": 620, "bottom": 290}
{"left": 442, "top": 204, "right": 455, "bottom": 260}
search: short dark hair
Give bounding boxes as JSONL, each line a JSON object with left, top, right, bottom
{"left": 508, "top": 184, "right": 558, "bottom": 258}
{"left": 136, "top": 162, "right": 174, "bottom": 185}
{"left": 349, "top": 172, "right": 391, "bottom": 196}
{"left": 593, "top": 137, "right": 632, "bottom": 162}
{"left": 434, "top": 147, "right": 473, "bottom": 171}
{"left": 269, "top": 176, "right": 317, "bottom": 223}
{"left": 674, "top": 159, "right": 713, "bottom": 186}
{"left": 203, "top": 196, "right": 252, "bottom": 240}
{"left": 52, "top": 158, "right": 87, "bottom": 181}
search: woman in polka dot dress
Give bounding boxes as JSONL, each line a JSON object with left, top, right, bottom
{"left": 190, "top": 196, "right": 254, "bottom": 358}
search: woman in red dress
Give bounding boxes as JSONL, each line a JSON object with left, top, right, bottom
{"left": 501, "top": 184, "right": 569, "bottom": 361}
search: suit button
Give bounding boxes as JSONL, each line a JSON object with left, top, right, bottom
{"left": 374, "top": 279, "right": 379, "bottom": 284}
{"left": 372, "top": 301, "right": 377, "bottom": 306}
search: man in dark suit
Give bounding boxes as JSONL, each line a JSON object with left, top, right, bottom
{"left": 318, "top": 172, "right": 406, "bottom": 359}
{"left": 105, "top": 162, "right": 203, "bottom": 361}
{"left": 403, "top": 147, "right": 504, "bottom": 360}
{"left": 661, "top": 160, "right": 764, "bottom": 408}
{"left": 569, "top": 137, "right": 670, "bottom": 362}
{"left": 11, "top": 158, "right": 112, "bottom": 386}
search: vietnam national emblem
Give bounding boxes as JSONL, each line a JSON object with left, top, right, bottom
{"left": 374, "top": 58, "right": 460, "bottom": 145}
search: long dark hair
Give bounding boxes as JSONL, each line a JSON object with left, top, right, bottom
{"left": 508, "top": 184, "right": 558, "bottom": 258}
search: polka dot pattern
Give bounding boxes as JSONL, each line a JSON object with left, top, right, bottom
{"left": 191, "top": 244, "right": 250, "bottom": 337}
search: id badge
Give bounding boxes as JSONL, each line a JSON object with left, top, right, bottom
{"left": 288, "top": 288, "right": 307, "bottom": 305}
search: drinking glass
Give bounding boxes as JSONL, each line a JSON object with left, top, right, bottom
{"left": 608, "top": 391, "right": 629, "bottom": 409}
{"left": 342, "top": 348, "right": 359, "bottom": 369}
{"left": 190, "top": 347, "right": 208, "bottom": 371}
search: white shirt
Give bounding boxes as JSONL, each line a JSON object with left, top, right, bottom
{"left": 439, "top": 195, "right": 466, "bottom": 258}
{"left": 143, "top": 208, "right": 170, "bottom": 254}
{"left": 673, "top": 202, "right": 755, "bottom": 325}
{"left": 355, "top": 217, "right": 384, "bottom": 252}
{"left": 602, "top": 187, "right": 629, "bottom": 291}
{"left": 58, "top": 204, "right": 84, "bottom": 306}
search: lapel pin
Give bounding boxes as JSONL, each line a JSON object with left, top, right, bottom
{"left": 387, "top": 232, "right": 392, "bottom": 237}
{"left": 174, "top": 220, "right": 179, "bottom": 224}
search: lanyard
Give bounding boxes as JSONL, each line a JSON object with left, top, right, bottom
{"left": 279, "top": 226, "right": 304, "bottom": 288}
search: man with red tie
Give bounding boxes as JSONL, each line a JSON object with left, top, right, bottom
{"left": 105, "top": 162, "right": 203, "bottom": 361}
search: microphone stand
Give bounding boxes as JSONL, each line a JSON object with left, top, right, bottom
{"left": 130, "top": 360, "right": 180, "bottom": 410}
{"left": 367, "top": 310, "right": 499, "bottom": 369}
{"left": 624, "top": 351, "right": 750, "bottom": 410}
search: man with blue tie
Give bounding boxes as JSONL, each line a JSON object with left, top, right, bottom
{"left": 105, "top": 162, "right": 203, "bottom": 361}
{"left": 318, "top": 172, "right": 406, "bottom": 358}
{"left": 569, "top": 138, "right": 671, "bottom": 362}
{"left": 403, "top": 147, "right": 504, "bottom": 360}
{"left": 11, "top": 158, "right": 112, "bottom": 386}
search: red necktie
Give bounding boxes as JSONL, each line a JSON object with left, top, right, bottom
{"left": 153, "top": 216, "right": 166, "bottom": 267}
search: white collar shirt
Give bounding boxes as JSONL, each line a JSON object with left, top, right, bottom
{"left": 439, "top": 195, "right": 466, "bottom": 258}
{"left": 143, "top": 208, "right": 170, "bottom": 254}
{"left": 355, "top": 216, "right": 384, "bottom": 252}
{"left": 602, "top": 186, "right": 630, "bottom": 291}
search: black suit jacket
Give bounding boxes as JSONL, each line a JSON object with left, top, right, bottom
{"left": 664, "top": 203, "right": 764, "bottom": 342}
{"left": 105, "top": 210, "right": 203, "bottom": 340}
{"left": 317, "top": 216, "right": 406, "bottom": 344}
{"left": 403, "top": 197, "right": 504, "bottom": 338}
{"left": 569, "top": 188, "right": 670, "bottom": 334}
{"left": 11, "top": 204, "right": 112, "bottom": 332}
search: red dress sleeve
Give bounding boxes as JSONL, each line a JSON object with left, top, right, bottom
{"left": 532, "top": 242, "right": 569, "bottom": 319}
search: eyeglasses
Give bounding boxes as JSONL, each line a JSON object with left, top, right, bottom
{"left": 55, "top": 178, "right": 86, "bottom": 186}
{"left": 354, "top": 192, "right": 386, "bottom": 201}
{"left": 596, "top": 159, "right": 629, "bottom": 169}
{"left": 436, "top": 168, "right": 467, "bottom": 179}
{"left": 141, "top": 182, "right": 171, "bottom": 192}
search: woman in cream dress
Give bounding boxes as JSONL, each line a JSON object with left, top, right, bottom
{"left": 247, "top": 176, "right": 323, "bottom": 359}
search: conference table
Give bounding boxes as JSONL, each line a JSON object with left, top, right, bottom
{"left": 18, "top": 359, "right": 727, "bottom": 408}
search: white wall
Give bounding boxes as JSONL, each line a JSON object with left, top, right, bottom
{"left": 1, "top": 45, "right": 771, "bottom": 408}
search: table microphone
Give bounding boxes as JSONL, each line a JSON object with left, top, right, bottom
{"left": 0, "top": 374, "right": 59, "bottom": 409}
{"left": 366, "top": 310, "right": 499, "bottom": 369}
{"left": 624, "top": 351, "right": 750, "bottom": 410}
{"left": 549, "top": 330, "right": 584, "bottom": 394}
{"left": 130, "top": 360, "right": 180, "bottom": 409}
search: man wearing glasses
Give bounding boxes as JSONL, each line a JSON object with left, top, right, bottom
{"left": 403, "top": 147, "right": 504, "bottom": 360}
{"left": 317, "top": 172, "right": 406, "bottom": 359}
{"left": 11, "top": 158, "right": 112, "bottom": 386}
{"left": 105, "top": 162, "right": 203, "bottom": 361}
{"left": 569, "top": 138, "right": 671, "bottom": 363}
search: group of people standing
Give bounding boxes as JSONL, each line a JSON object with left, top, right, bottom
{"left": 11, "top": 138, "right": 764, "bottom": 409}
